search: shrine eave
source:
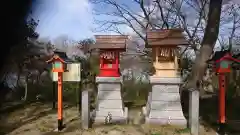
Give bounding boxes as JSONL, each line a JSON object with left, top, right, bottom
{"left": 89, "top": 43, "right": 126, "bottom": 50}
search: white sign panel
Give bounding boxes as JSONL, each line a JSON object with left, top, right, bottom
{"left": 52, "top": 63, "right": 81, "bottom": 82}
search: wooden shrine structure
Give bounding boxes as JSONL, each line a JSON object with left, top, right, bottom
{"left": 146, "top": 28, "right": 188, "bottom": 77}
{"left": 91, "top": 35, "right": 128, "bottom": 77}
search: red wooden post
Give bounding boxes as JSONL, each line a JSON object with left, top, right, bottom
{"left": 208, "top": 51, "right": 240, "bottom": 134}
{"left": 57, "top": 72, "right": 63, "bottom": 130}
{"left": 218, "top": 73, "right": 226, "bottom": 124}
{"left": 46, "top": 55, "right": 66, "bottom": 131}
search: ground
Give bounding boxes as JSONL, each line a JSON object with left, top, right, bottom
{"left": 0, "top": 102, "right": 218, "bottom": 135}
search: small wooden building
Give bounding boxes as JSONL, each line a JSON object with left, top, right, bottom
{"left": 146, "top": 28, "right": 188, "bottom": 77}
{"left": 91, "top": 35, "right": 128, "bottom": 77}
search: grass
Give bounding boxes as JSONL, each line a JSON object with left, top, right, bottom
{"left": 175, "top": 128, "right": 190, "bottom": 134}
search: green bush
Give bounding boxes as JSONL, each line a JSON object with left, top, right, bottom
{"left": 123, "top": 80, "right": 151, "bottom": 106}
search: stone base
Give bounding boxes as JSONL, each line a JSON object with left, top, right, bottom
{"left": 145, "top": 117, "right": 187, "bottom": 126}
{"left": 93, "top": 77, "right": 128, "bottom": 124}
{"left": 93, "top": 107, "right": 128, "bottom": 124}
{"left": 143, "top": 76, "right": 186, "bottom": 126}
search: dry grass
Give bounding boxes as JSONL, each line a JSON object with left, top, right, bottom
{"left": 0, "top": 102, "right": 218, "bottom": 135}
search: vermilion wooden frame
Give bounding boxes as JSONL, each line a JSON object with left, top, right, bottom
{"left": 46, "top": 55, "right": 66, "bottom": 131}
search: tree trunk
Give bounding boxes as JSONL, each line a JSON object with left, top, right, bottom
{"left": 186, "top": 0, "right": 223, "bottom": 94}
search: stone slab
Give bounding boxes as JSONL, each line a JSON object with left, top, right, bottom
{"left": 189, "top": 89, "right": 199, "bottom": 135}
{"left": 96, "top": 76, "right": 122, "bottom": 83}
{"left": 97, "top": 99, "right": 123, "bottom": 109}
{"left": 98, "top": 90, "right": 122, "bottom": 100}
{"left": 149, "top": 110, "right": 185, "bottom": 119}
{"left": 98, "top": 84, "right": 121, "bottom": 91}
{"left": 150, "top": 101, "right": 183, "bottom": 111}
{"left": 152, "top": 85, "right": 180, "bottom": 93}
{"left": 95, "top": 109, "right": 125, "bottom": 117}
{"left": 146, "top": 117, "right": 187, "bottom": 126}
{"left": 151, "top": 93, "right": 181, "bottom": 101}
{"left": 94, "top": 107, "right": 128, "bottom": 123}
{"left": 82, "top": 91, "right": 90, "bottom": 129}
{"left": 150, "top": 77, "right": 182, "bottom": 84}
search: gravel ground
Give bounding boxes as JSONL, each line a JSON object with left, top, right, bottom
{"left": 0, "top": 102, "right": 218, "bottom": 135}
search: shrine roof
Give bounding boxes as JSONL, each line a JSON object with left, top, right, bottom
{"left": 207, "top": 50, "right": 240, "bottom": 63}
{"left": 94, "top": 35, "right": 128, "bottom": 39}
{"left": 89, "top": 43, "right": 126, "bottom": 50}
{"left": 208, "top": 50, "right": 229, "bottom": 62}
{"left": 146, "top": 28, "right": 188, "bottom": 47}
{"left": 53, "top": 50, "right": 74, "bottom": 63}
{"left": 91, "top": 35, "right": 128, "bottom": 50}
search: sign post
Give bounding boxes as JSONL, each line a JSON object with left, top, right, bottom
{"left": 51, "top": 63, "right": 81, "bottom": 111}
{"left": 47, "top": 55, "right": 67, "bottom": 131}
{"left": 47, "top": 50, "right": 81, "bottom": 131}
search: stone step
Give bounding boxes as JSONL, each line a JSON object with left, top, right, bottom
{"left": 98, "top": 83, "right": 121, "bottom": 91}
{"left": 94, "top": 116, "right": 127, "bottom": 124}
{"left": 97, "top": 90, "right": 122, "bottom": 100}
{"left": 96, "top": 77, "right": 122, "bottom": 83}
{"left": 95, "top": 109, "right": 125, "bottom": 117}
{"left": 149, "top": 110, "right": 185, "bottom": 119}
{"left": 97, "top": 99, "right": 123, "bottom": 109}
{"left": 151, "top": 92, "right": 180, "bottom": 101}
{"left": 152, "top": 85, "right": 179, "bottom": 93}
{"left": 150, "top": 101, "right": 183, "bottom": 111}
{"left": 146, "top": 117, "right": 187, "bottom": 126}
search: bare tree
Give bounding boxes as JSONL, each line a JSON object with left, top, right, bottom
{"left": 91, "top": 0, "right": 228, "bottom": 95}
{"left": 90, "top": 0, "right": 209, "bottom": 75}
{"left": 186, "top": 0, "right": 223, "bottom": 92}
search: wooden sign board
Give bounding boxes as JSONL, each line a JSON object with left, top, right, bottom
{"left": 52, "top": 63, "right": 81, "bottom": 82}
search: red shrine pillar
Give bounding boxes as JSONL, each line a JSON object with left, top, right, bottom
{"left": 209, "top": 52, "right": 240, "bottom": 134}
{"left": 218, "top": 73, "right": 226, "bottom": 124}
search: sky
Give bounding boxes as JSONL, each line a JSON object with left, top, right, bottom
{"left": 33, "top": 0, "right": 96, "bottom": 41}
{"left": 32, "top": 0, "right": 240, "bottom": 44}
{"left": 33, "top": 0, "right": 141, "bottom": 41}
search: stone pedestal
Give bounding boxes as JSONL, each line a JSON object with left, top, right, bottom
{"left": 142, "top": 76, "right": 186, "bottom": 126}
{"left": 92, "top": 77, "right": 128, "bottom": 124}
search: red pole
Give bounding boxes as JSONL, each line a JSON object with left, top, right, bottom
{"left": 218, "top": 73, "right": 226, "bottom": 124}
{"left": 100, "top": 53, "right": 103, "bottom": 68}
{"left": 115, "top": 51, "right": 120, "bottom": 76}
{"left": 57, "top": 72, "right": 63, "bottom": 130}
{"left": 218, "top": 73, "right": 226, "bottom": 134}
